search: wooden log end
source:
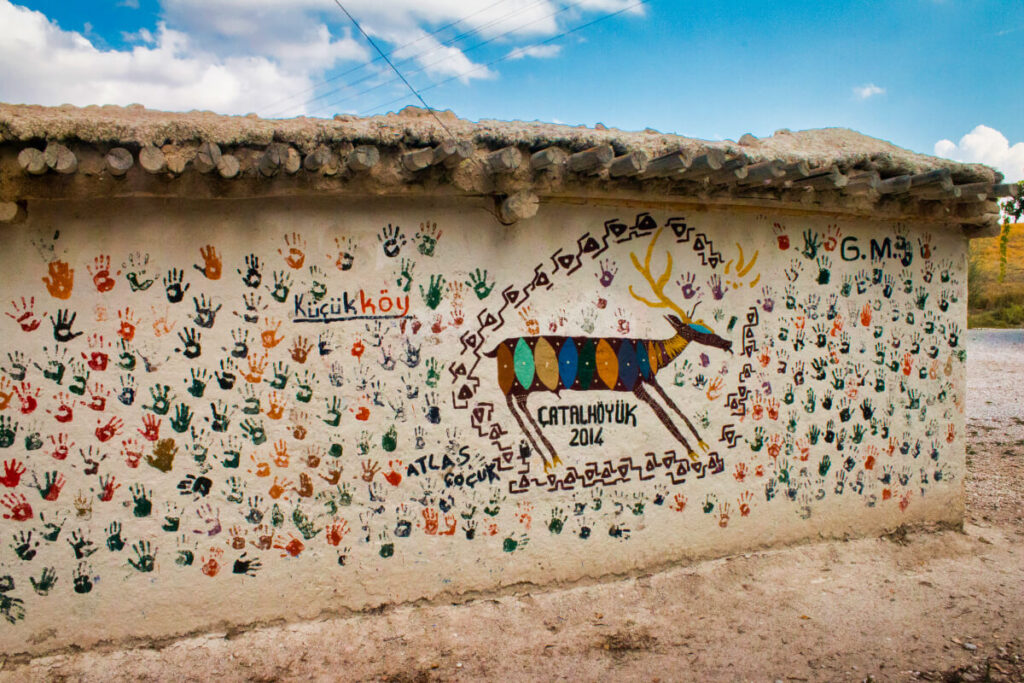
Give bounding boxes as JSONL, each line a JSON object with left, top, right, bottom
{"left": 486, "top": 146, "right": 522, "bottom": 174}
{"left": 194, "top": 141, "right": 222, "bottom": 174}
{"left": 498, "top": 191, "right": 540, "bottom": 224}
{"left": 44, "top": 142, "right": 78, "bottom": 174}
{"left": 105, "top": 147, "right": 134, "bottom": 177}
{"left": 17, "top": 148, "right": 47, "bottom": 175}
{"left": 217, "top": 154, "right": 240, "bottom": 179}
{"left": 348, "top": 145, "right": 380, "bottom": 172}
{"left": 0, "top": 200, "right": 26, "bottom": 224}
{"left": 139, "top": 145, "right": 167, "bottom": 174}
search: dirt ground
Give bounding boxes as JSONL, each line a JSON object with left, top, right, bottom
{"left": 3, "top": 333, "right": 1023, "bottom": 683}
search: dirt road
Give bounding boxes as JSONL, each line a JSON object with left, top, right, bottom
{"left": 4, "top": 331, "right": 1023, "bottom": 682}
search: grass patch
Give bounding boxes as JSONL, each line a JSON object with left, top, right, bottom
{"left": 969, "top": 222, "right": 1024, "bottom": 328}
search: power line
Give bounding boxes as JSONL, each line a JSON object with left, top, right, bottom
{"left": 304, "top": 0, "right": 589, "bottom": 119}
{"left": 356, "top": 0, "right": 647, "bottom": 116}
{"left": 259, "top": 0, "right": 515, "bottom": 116}
{"left": 330, "top": 0, "right": 453, "bottom": 137}
{"left": 272, "top": 0, "right": 558, "bottom": 118}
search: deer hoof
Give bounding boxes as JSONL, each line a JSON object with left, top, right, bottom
{"left": 699, "top": 440, "right": 710, "bottom": 453}
{"left": 686, "top": 450, "right": 700, "bottom": 463}
{"left": 551, "top": 454, "right": 563, "bottom": 469}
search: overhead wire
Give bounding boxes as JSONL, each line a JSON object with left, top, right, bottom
{"left": 355, "top": 0, "right": 648, "bottom": 117}
{"left": 274, "top": 0, "right": 563, "bottom": 118}
{"left": 301, "top": 0, "right": 590, "bottom": 118}
{"left": 329, "top": 0, "right": 454, "bottom": 137}
{"left": 258, "top": 0, "right": 515, "bottom": 116}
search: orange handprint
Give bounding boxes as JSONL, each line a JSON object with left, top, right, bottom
{"left": 42, "top": 260, "right": 74, "bottom": 299}
{"left": 195, "top": 245, "right": 222, "bottom": 280}
{"left": 279, "top": 232, "right": 306, "bottom": 269}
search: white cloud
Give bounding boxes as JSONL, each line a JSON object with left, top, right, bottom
{"left": 935, "top": 125, "right": 1024, "bottom": 183}
{"left": 0, "top": 0, "right": 644, "bottom": 116}
{"left": 853, "top": 83, "right": 885, "bottom": 100}
{"left": 507, "top": 44, "right": 562, "bottom": 60}
{"left": 0, "top": 1, "right": 344, "bottom": 115}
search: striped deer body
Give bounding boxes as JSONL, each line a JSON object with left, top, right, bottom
{"left": 491, "top": 336, "right": 677, "bottom": 394}
{"left": 485, "top": 315, "right": 731, "bottom": 473}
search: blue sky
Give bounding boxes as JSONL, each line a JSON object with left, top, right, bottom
{"left": 2, "top": 0, "right": 1022, "bottom": 179}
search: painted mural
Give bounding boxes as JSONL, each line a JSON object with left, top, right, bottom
{"left": 0, "top": 202, "right": 965, "bottom": 644}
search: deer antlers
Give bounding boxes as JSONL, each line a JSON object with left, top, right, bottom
{"left": 629, "top": 227, "right": 694, "bottom": 324}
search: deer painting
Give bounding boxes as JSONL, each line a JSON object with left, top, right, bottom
{"left": 484, "top": 227, "right": 733, "bottom": 473}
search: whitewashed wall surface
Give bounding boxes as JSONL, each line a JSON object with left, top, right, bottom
{"left": 0, "top": 197, "right": 966, "bottom": 653}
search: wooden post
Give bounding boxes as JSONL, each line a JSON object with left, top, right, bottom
{"left": 17, "top": 148, "right": 47, "bottom": 175}
{"left": 704, "top": 159, "right": 749, "bottom": 185}
{"left": 303, "top": 145, "right": 336, "bottom": 173}
{"left": 790, "top": 167, "right": 848, "bottom": 191}
{"left": 676, "top": 149, "right": 727, "bottom": 180}
{"left": 193, "top": 141, "right": 222, "bottom": 174}
{"left": 608, "top": 151, "right": 649, "bottom": 178}
{"left": 0, "top": 201, "right": 26, "bottom": 223}
{"left": 45, "top": 142, "right": 78, "bottom": 174}
{"left": 217, "top": 154, "right": 240, "bottom": 179}
{"left": 402, "top": 147, "right": 435, "bottom": 172}
{"left": 908, "top": 168, "right": 953, "bottom": 193}
{"left": 530, "top": 147, "right": 566, "bottom": 172}
{"left": 991, "top": 183, "right": 1020, "bottom": 198}
{"left": 566, "top": 145, "right": 614, "bottom": 174}
{"left": 844, "top": 170, "right": 880, "bottom": 195}
{"left": 104, "top": 147, "right": 134, "bottom": 177}
{"left": 642, "top": 151, "right": 690, "bottom": 178}
{"left": 498, "top": 191, "right": 539, "bottom": 224}
{"left": 258, "top": 144, "right": 285, "bottom": 177}
{"left": 348, "top": 145, "right": 380, "bottom": 172}
{"left": 915, "top": 185, "right": 962, "bottom": 201}
{"left": 283, "top": 147, "right": 301, "bottom": 175}
{"left": 165, "top": 147, "right": 189, "bottom": 175}
{"left": 139, "top": 145, "right": 167, "bottom": 174}
{"left": 485, "top": 146, "right": 522, "bottom": 174}
{"left": 432, "top": 139, "right": 474, "bottom": 168}
{"left": 953, "top": 182, "right": 992, "bottom": 202}
{"left": 876, "top": 175, "right": 912, "bottom": 195}
{"left": 734, "top": 160, "right": 785, "bottom": 186}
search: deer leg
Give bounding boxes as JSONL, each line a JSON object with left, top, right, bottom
{"left": 634, "top": 383, "right": 699, "bottom": 461}
{"left": 514, "top": 392, "right": 562, "bottom": 472}
{"left": 649, "top": 379, "right": 709, "bottom": 454}
{"left": 505, "top": 393, "right": 551, "bottom": 473}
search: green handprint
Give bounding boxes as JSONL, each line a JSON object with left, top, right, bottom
{"left": 128, "top": 541, "right": 156, "bottom": 572}
{"left": 465, "top": 268, "right": 494, "bottom": 300}
{"left": 106, "top": 522, "right": 125, "bottom": 551}
{"left": 30, "top": 566, "right": 58, "bottom": 595}
{"left": 419, "top": 274, "right": 446, "bottom": 310}
{"left": 396, "top": 258, "right": 415, "bottom": 293}
{"left": 425, "top": 358, "right": 440, "bottom": 388}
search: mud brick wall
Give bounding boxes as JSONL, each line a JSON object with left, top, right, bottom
{"left": 0, "top": 196, "right": 966, "bottom": 654}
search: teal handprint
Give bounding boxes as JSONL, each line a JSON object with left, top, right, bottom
{"left": 419, "top": 274, "right": 446, "bottom": 310}
{"left": 465, "top": 268, "right": 494, "bottom": 300}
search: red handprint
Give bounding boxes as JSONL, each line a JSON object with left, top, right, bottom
{"left": 0, "top": 459, "right": 26, "bottom": 487}
{"left": 87, "top": 255, "right": 119, "bottom": 293}
{"left": 95, "top": 416, "right": 123, "bottom": 443}
{"left": 14, "top": 382, "right": 39, "bottom": 414}
{"left": 49, "top": 433, "right": 72, "bottom": 461}
{"left": 421, "top": 507, "right": 439, "bottom": 535}
{"left": 1, "top": 492, "right": 33, "bottom": 521}
{"left": 138, "top": 414, "right": 161, "bottom": 441}
{"left": 117, "top": 307, "right": 138, "bottom": 342}
{"left": 6, "top": 296, "right": 41, "bottom": 332}
{"left": 325, "top": 519, "right": 350, "bottom": 546}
